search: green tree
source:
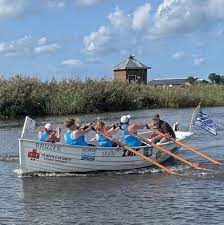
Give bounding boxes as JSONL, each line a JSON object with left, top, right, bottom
{"left": 208, "top": 73, "right": 221, "bottom": 84}
{"left": 220, "top": 76, "right": 224, "bottom": 84}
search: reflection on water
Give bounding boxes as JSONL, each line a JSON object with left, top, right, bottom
{"left": 0, "top": 107, "right": 224, "bottom": 224}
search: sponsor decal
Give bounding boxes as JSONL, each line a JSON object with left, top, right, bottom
{"left": 101, "top": 149, "right": 117, "bottom": 157}
{"left": 121, "top": 146, "right": 153, "bottom": 157}
{"left": 27, "top": 149, "right": 40, "bottom": 160}
{"left": 41, "top": 153, "right": 72, "bottom": 164}
{"left": 122, "top": 148, "right": 139, "bottom": 157}
{"left": 27, "top": 147, "right": 71, "bottom": 163}
{"left": 80, "top": 148, "right": 96, "bottom": 161}
{"left": 35, "top": 142, "right": 61, "bottom": 152}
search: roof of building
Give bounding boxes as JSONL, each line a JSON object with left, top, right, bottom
{"left": 194, "top": 79, "right": 210, "bottom": 84}
{"left": 148, "top": 78, "right": 189, "bottom": 86}
{"left": 114, "top": 55, "right": 151, "bottom": 70}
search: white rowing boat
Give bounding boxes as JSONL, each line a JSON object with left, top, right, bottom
{"left": 18, "top": 126, "right": 193, "bottom": 174}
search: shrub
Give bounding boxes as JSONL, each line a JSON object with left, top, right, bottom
{"left": 0, "top": 75, "right": 223, "bottom": 118}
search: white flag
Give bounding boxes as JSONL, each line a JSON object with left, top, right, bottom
{"left": 21, "top": 116, "right": 36, "bottom": 138}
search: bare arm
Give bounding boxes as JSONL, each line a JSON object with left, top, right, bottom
{"left": 128, "top": 124, "right": 145, "bottom": 132}
{"left": 46, "top": 133, "right": 60, "bottom": 142}
{"left": 105, "top": 125, "right": 113, "bottom": 131}
{"left": 75, "top": 127, "right": 92, "bottom": 137}
{"left": 107, "top": 127, "right": 120, "bottom": 136}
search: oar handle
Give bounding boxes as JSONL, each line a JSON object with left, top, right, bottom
{"left": 120, "top": 128, "right": 203, "bottom": 170}
{"left": 92, "top": 127, "right": 180, "bottom": 176}
{"left": 149, "top": 127, "right": 223, "bottom": 166}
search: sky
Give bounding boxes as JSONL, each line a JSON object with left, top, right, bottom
{"left": 0, "top": 0, "right": 224, "bottom": 81}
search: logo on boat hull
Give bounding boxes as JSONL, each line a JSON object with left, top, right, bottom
{"left": 80, "top": 148, "right": 96, "bottom": 161}
{"left": 28, "top": 149, "right": 40, "bottom": 160}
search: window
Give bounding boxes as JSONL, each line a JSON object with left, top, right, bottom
{"left": 129, "top": 75, "right": 136, "bottom": 82}
{"left": 136, "top": 75, "right": 142, "bottom": 82}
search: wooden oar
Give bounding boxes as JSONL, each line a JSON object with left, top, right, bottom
{"left": 120, "top": 129, "right": 204, "bottom": 170}
{"left": 92, "top": 128, "right": 180, "bottom": 176}
{"left": 149, "top": 128, "right": 223, "bottom": 166}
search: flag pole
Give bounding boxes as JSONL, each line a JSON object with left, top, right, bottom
{"left": 189, "top": 102, "right": 201, "bottom": 133}
{"left": 21, "top": 116, "right": 28, "bottom": 138}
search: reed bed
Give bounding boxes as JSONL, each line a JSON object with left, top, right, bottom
{"left": 0, "top": 75, "right": 223, "bottom": 118}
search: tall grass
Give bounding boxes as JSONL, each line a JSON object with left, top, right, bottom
{"left": 0, "top": 75, "right": 223, "bottom": 118}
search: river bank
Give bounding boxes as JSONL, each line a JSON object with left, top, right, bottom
{"left": 0, "top": 75, "right": 224, "bottom": 118}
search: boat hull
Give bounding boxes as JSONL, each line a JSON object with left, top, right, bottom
{"left": 18, "top": 138, "right": 182, "bottom": 174}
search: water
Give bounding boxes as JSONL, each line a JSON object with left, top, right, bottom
{"left": 0, "top": 107, "right": 224, "bottom": 225}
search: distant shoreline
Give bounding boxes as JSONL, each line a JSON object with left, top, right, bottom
{"left": 0, "top": 75, "right": 223, "bottom": 119}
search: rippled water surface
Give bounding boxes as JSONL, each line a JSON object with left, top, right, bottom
{"left": 0, "top": 107, "right": 224, "bottom": 225}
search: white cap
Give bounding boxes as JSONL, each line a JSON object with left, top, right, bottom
{"left": 120, "top": 115, "right": 131, "bottom": 124}
{"left": 44, "top": 123, "right": 53, "bottom": 131}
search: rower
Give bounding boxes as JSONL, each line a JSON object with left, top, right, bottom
{"left": 38, "top": 123, "right": 61, "bottom": 143}
{"left": 64, "top": 117, "right": 93, "bottom": 146}
{"left": 92, "top": 120, "right": 119, "bottom": 147}
{"left": 120, "top": 115, "right": 146, "bottom": 147}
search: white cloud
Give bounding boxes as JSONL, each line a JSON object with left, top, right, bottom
{"left": 47, "top": 0, "right": 65, "bottom": 8}
{"left": 75, "top": 0, "right": 105, "bottom": 7}
{"left": 172, "top": 51, "right": 185, "bottom": 60}
{"left": 47, "top": 0, "right": 107, "bottom": 8}
{"left": 132, "top": 3, "right": 151, "bottom": 31}
{"left": 0, "top": 0, "right": 29, "bottom": 20}
{"left": 62, "top": 59, "right": 82, "bottom": 67}
{"left": 150, "top": 0, "right": 224, "bottom": 38}
{"left": 37, "top": 37, "right": 48, "bottom": 45}
{"left": 0, "top": 36, "right": 60, "bottom": 56}
{"left": 34, "top": 43, "right": 60, "bottom": 54}
{"left": 151, "top": 0, "right": 206, "bottom": 38}
{"left": 0, "top": 36, "right": 33, "bottom": 56}
{"left": 82, "top": 1, "right": 224, "bottom": 57}
{"left": 83, "top": 26, "right": 112, "bottom": 55}
{"left": 207, "top": 0, "right": 224, "bottom": 19}
{"left": 108, "top": 6, "right": 130, "bottom": 29}
{"left": 194, "top": 57, "right": 205, "bottom": 65}
{"left": 82, "top": 4, "right": 145, "bottom": 56}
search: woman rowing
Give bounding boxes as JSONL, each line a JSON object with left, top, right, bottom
{"left": 64, "top": 118, "right": 93, "bottom": 146}
{"left": 38, "top": 123, "right": 60, "bottom": 143}
{"left": 120, "top": 115, "right": 146, "bottom": 147}
{"left": 92, "top": 120, "right": 119, "bottom": 147}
